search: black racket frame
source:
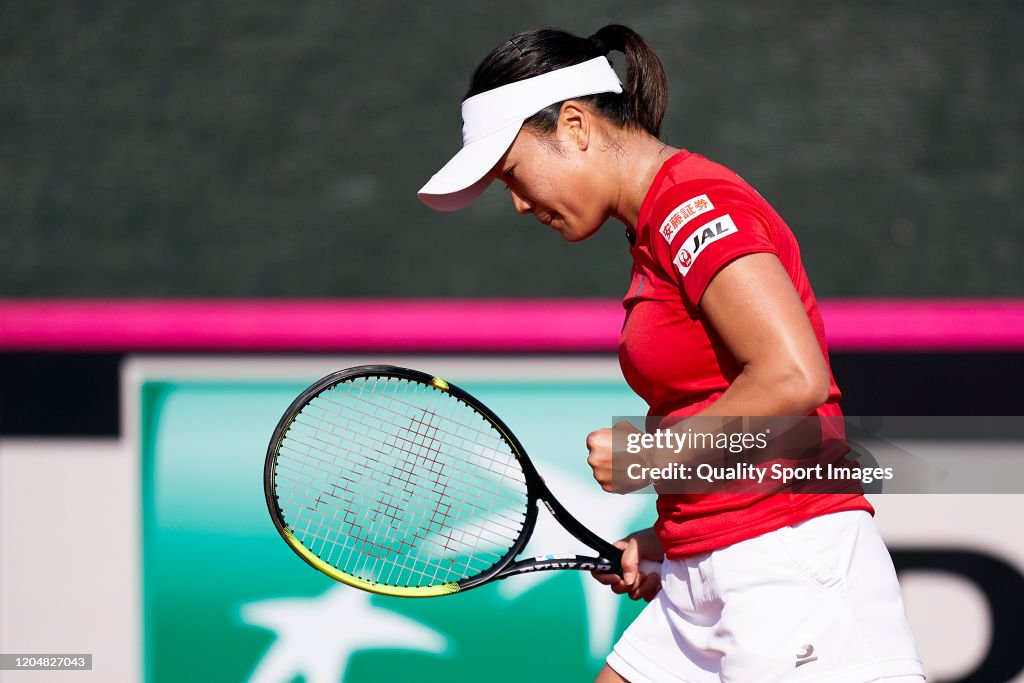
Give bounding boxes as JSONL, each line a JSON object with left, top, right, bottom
{"left": 264, "top": 364, "right": 626, "bottom": 593}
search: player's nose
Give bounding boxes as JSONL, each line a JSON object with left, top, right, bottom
{"left": 510, "top": 190, "right": 532, "bottom": 215}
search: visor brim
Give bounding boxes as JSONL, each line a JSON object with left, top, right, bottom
{"left": 417, "top": 121, "right": 522, "bottom": 212}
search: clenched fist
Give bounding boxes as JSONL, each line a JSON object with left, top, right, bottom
{"left": 585, "top": 421, "right": 652, "bottom": 494}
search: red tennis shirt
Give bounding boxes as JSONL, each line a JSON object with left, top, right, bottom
{"left": 619, "top": 149, "right": 873, "bottom": 559}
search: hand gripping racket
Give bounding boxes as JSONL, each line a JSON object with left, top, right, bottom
{"left": 264, "top": 365, "right": 660, "bottom": 597}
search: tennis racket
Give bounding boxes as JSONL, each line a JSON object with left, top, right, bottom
{"left": 264, "top": 364, "right": 660, "bottom": 597}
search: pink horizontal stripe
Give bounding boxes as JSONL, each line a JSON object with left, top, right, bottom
{"left": 0, "top": 300, "right": 619, "bottom": 352}
{"left": 0, "top": 299, "right": 1022, "bottom": 352}
{"left": 822, "top": 299, "right": 1024, "bottom": 351}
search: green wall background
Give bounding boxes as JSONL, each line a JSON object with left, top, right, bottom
{"left": 2, "top": 2, "right": 1021, "bottom": 297}
{"left": 141, "top": 375, "right": 654, "bottom": 682}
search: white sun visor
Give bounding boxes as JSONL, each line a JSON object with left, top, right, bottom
{"left": 418, "top": 57, "right": 623, "bottom": 211}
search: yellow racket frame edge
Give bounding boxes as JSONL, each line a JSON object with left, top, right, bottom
{"left": 282, "top": 528, "right": 461, "bottom": 597}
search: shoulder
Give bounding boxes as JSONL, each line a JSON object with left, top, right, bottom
{"left": 643, "top": 154, "right": 781, "bottom": 306}
{"left": 647, "top": 153, "right": 769, "bottom": 237}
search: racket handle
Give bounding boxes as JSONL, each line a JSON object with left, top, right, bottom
{"left": 637, "top": 559, "right": 663, "bottom": 576}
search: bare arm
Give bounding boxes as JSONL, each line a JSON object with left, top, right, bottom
{"left": 696, "top": 252, "right": 830, "bottom": 417}
{"left": 588, "top": 252, "right": 833, "bottom": 492}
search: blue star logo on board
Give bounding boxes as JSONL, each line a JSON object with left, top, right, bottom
{"left": 240, "top": 587, "right": 448, "bottom": 683}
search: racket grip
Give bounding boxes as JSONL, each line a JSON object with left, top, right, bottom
{"left": 637, "top": 559, "right": 663, "bottom": 576}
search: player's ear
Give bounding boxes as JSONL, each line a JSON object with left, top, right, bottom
{"left": 559, "top": 101, "right": 590, "bottom": 151}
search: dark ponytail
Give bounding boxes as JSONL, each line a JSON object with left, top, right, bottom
{"left": 464, "top": 25, "right": 669, "bottom": 137}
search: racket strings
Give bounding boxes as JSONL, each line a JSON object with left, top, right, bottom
{"left": 286, "top": 396, "right": 527, "bottom": 506}
{"left": 280, "top": 380, "right": 462, "bottom": 585}
{"left": 339, "top": 377, "right": 524, "bottom": 586}
{"left": 281, "top": 383, "right": 528, "bottom": 520}
{"left": 345, "top": 377, "right": 523, "bottom": 586}
{"left": 351, "top": 381, "right": 522, "bottom": 449}
{"left": 281, "top": 384, "right": 523, "bottom": 582}
{"left": 274, "top": 375, "right": 529, "bottom": 588}
{"left": 320, "top": 381, "right": 526, "bottom": 476}
{"left": 274, "top": 453, "right": 524, "bottom": 533}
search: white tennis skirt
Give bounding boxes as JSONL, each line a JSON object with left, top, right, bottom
{"left": 607, "top": 510, "right": 926, "bottom": 682}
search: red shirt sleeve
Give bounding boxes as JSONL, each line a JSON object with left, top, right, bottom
{"left": 649, "top": 179, "right": 778, "bottom": 306}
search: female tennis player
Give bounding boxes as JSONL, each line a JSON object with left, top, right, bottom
{"left": 419, "top": 24, "right": 924, "bottom": 683}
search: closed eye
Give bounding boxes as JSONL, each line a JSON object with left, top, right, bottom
{"left": 501, "top": 167, "right": 515, "bottom": 191}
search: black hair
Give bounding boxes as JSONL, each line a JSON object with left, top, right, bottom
{"left": 465, "top": 25, "right": 669, "bottom": 137}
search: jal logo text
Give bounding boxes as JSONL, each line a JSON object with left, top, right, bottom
{"left": 674, "top": 214, "right": 739, "bottom": 277}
